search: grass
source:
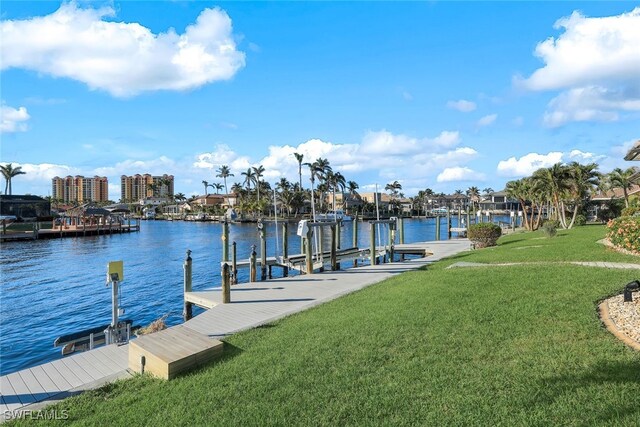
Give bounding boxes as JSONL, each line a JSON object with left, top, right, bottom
{"left": 12, "top": 225, "right": 640, "bottom": 426}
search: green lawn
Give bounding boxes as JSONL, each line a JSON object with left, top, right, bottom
{"left": 14, "top": 225, "right": 640, "bottom": 426}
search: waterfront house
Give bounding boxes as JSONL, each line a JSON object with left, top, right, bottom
{"left": 0, "top": 195, "right": 51, "bottom": 221}
{"left": 478, "top": 190, "right": 520, "bottom": 213}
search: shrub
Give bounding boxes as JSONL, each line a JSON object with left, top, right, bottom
{"left": 468, "top": 223, "right": 502, "bottom": 248}
{"left": 621, "top": 207, "right": 640, "bottom": 217}
{"left": 541, "top": 220, "right": 558, "bottom": 238}
{"left": 574, "top": 214, "right": 587, "bottom": 226}
{"left": 607, "top": 217, "right": 640, "bottom": 254}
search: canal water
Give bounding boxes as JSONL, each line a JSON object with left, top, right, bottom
{"left": 0, "top": 216, "right": 508, "bottom": 375}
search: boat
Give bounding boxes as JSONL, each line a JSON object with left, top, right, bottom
{"left": 316, "top": 210, "right": 353, "bottom": 222}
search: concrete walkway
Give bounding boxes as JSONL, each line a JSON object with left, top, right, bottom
{"left": 0, "top": 239, "right": 470, "bottom": 419}
{"left": 447, "top": 261, "right": 640, "bottom": 270}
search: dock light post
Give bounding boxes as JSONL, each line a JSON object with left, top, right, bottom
{"left": 624, "top": 280, "right": 640, "bottom": 302}
{"left": 232, "top": 242, "right": 238, "bottom": 284}
{"left": 250, "top": 245, "right": 257, "bottom": 282}
{"left": 282, "top": 223, "right": 289, "bottom": 277}
{"left": 222, "top": 220, "right": 229, "bottom": 262}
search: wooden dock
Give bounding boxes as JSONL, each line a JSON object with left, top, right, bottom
{"left": 1, "top": 223, "right": 140, "bottom": 242}
{"left": 0, "top": 239, "right": 470, "bottom": 419}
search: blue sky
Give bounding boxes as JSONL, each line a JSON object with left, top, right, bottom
{"left": 1, "top": 1, "right": 639, "bottom": 200}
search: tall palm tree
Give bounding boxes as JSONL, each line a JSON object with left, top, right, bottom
{"left": 293, "top": 152, "right": 304, "bottom": 190}
{"left": 241, "top": 168, "right": 255, "bottom": 191}
{"left": 0, "top": 163, "right": 26, "bottom": 195}
{"left": 202, "top": 180, "right": 209, "bottom": 196}
{"left": 506, "top": 179, "right": 533, "bottom": 230}
{"left": 216, "top": 165, "right": 234, "bottom": 206}
{"left": 307, "top": 158, "right": 332, "bottom": 211}
{"left": 609, "top": 167, "right": 639, "bottom": 208}
{"left": 252, "top": 165, "right": 265, "bottom": 204}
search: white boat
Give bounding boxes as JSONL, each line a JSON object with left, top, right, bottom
{"left": 316, "top": 210, "right": 352, "bottom": 222}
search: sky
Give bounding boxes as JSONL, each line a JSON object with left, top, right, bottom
{"left": 1, "top": 1, "right": 639, "bottom": 200}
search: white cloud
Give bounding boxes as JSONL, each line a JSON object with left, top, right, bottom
{"left": 497, "top": 152, "right": 564, "bottom": 177}
{"left": 14, "top": 162, "right": 79, "bottom": 182}
{"left": 437, "top": 167, "right": 485, "bottom": 183}
{"left": 0, "top": 3, "right": 245, "bottom": 97}
{"left": 542, "top": 86, "right": 640, "bottom": 127}
{"left": 446, "top": 99, "right": 476, "bottom": 112}
{"left": 519, "top": 8, "right": 640, "bottom": 126}
{"left": 477, "top": 114, "right": 497, "bottom": 127}
{"left": 1, "top": 104, "right": 30, "bottom": 133}
{"left": 567, "top": 149, "right": 606, "bottom": 163}
{"left": 431, "top": 131, "right": 461, "bottom": 148}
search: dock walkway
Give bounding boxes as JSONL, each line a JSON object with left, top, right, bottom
{"left": 0, "top": 239, "right": 470, "bottom": 419}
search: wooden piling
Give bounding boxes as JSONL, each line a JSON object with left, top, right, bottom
{"left": 370, "top": 221, "right": 377, "bottom": 265}
{"left": 222, "top": 220, "right": 229, "bottom": 262}
{"left": 282, "top": 223, "right": 289, "bottom": 277}
{"left": 232, "top": 241, "right": 238, "bottom": 284}
{"left": 318, "top": 226, "right": 324, "bottom": 272}
{"left": 330, "top": 224, "right": 337, "bottom": 271}
{"left": 398, "top": 217, "right": 404, "bottom": 244}
{"left": 389, "top": 229, "right": 395, "bottom": 263}
{"left": 259, "top": 223, "right": 267, "bottom": 281}
{"left": 353, "top": 215, "right": 359, "bottom": 267}
{"left": 447, "top": 209, "right": 452, "bottom": 239}
{"left": 221, "top": 263, "right": 231, "bottom": 303}
{"left": 183, "top": 250, "right": 193, "bottom": 321}
{"left": 250, "top": 246, "right": 257, "bottom": 282}
{"left": 305, "top": 228, "right": 313, "bottom": 274}
{"left": 435, "top": 215, "right": 441, "bottom": 241}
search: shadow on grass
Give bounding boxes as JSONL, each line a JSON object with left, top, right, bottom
{"left": 527, "top": 360, "right": 640, "bottom": 422}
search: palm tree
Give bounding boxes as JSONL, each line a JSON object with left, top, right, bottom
{"left": 0, "top": 163, "right": 26, "bottom": 195}
{"left": 293, "top": 152, "right": 304, "bottom": 190}
{"left": 252, "top": 165, "right": 265, "bottom": 204}
{"left": 609, "top": 167, "right": 639, "bottom": 208}
{"left": 385, "top": 181, "right": 402, "bottom": 214}
{"left": 346, "top": 180, "right": 360, "bottom": 213}
{"left": 506, "top": 179, "right": 533, "bottom": 230}
{"left": 241, "top": 168, "right": 255, "bottom": 191}
{"left": 532, "top": 163, "right": 571, "bottom": 228}
{"left": 216, "top": 165, "right": 234, "bottom": 206}
{"left": 175, "top": 193, "right": 186, "bottom": 203}
{"left": 213, "top": 183, "right": 224, "bottom": 194}
{"left": 466, "top": 186, "right": 480, "bottom": 212}
{"left": 202, "top": 180, "right": 209, "bottom": 196}
{"left": 566, "top": 162, "right": 600, "bottom": 228}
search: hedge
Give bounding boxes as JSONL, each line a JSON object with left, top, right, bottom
{"left": 468, "top": 223, "right": 502, "bottom": 248}
{"left": 607, "top": 216, "right": 640, "bottom": 254}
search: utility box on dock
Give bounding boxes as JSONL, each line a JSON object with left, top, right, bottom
{"left": 128, "top": 326, "right": 223, "bottom": 380}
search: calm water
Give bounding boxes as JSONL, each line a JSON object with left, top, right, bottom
{"left": 0, "top": 216, "right": 505, "bottom": 375}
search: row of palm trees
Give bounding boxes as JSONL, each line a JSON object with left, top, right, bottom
{"left": 505, "top": 163, "right": 639, "bottom": 231}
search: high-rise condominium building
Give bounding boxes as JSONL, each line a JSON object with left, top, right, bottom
{"left": 51, "top": 176, "right": 109, "bottom": 203}
{"left": 120, "top": 174, "right": 174, "bottom": 202}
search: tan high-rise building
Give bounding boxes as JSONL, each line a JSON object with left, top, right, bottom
{"left": 51, "top": 176, "right": 109, "bottom": 203}
{"left": 120, "top": 174, "right": 174, "bottom": 202}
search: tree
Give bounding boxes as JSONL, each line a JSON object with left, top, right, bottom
{"left": 293, "top": 152, "right": 304, "bottom": 190}
{"left": 213, "top": 183, "right": 224, "bottom": 194}
{"left": 346, "top": 180, "right": 360, "bottom": 213}
{"left": 532, "top": 163, "right": 571, "bottom": 228}
{"left": 608, "top": 167, "right": 639, "bottom": 208}
{"left": 202, "top": 180, "right": 209, "bottom": 196}
{"left": 175, "top": 193, "right": 186, "bottom": 203}
{"left": 0, "top": 164, "right": 26, "bottom": 195}
{"left": 241, "top": 168, "right": 255, "bottom": 191}
{"left": 216, "top": 165, "right": 234, "bottom": 206}
{"left": 506, "top": 179, "right": 533, "bottom": 230}
{"left": 252, "top": 165, "right": 265, "bottom": 204}
{"left": 466, "top": 186, "right": 480, "bottom": 212}
{"left": 565, "top": 162, "right": 600, "bottom": 228}
{"left": 385, "top": 181, "right": 402, "bottom": 214}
